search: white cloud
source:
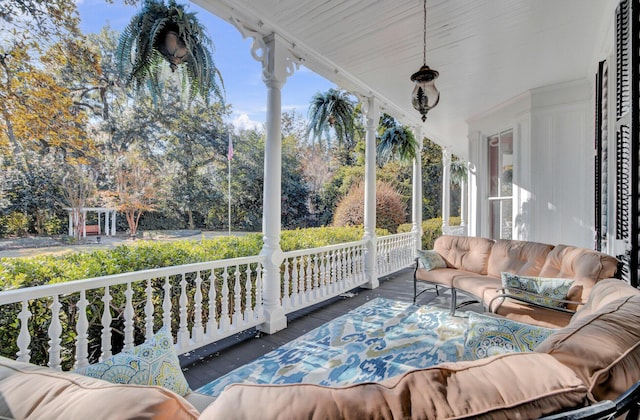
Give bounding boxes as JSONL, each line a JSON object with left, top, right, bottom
{"left": 231, "top": 113, "right": 264, "bottom": 133}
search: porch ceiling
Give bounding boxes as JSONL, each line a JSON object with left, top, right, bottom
{"left": 195, "top": 0, "right": 615, "bottom": 157}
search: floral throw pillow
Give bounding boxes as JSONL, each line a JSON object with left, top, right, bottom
{"left": 463, "top": 312, "right": 556, "bottom": 360}
{"left": 500, "top": 272, "right": 574, "bottom": 308}
{"left": 74, "top": 326, "right": 190, "bottom": 396}
{"left": 417, "top": 249, "right": 447, "bottom": 271}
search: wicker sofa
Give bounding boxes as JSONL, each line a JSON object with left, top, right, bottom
{"left": 414, "top": 235, "right": 620, "bottom": 328}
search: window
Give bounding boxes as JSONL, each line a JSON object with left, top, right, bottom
{"left": 488, "top": 130, "right": 513, "bottom": 239}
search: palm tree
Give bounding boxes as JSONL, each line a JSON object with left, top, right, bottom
{"left": 307, "top": 88, "right": 355, "bottom": 147}
{"left": 376, "top": 114, "right": 417, "bottom": 164}
{"left": 116, "top": 0, "right": 224, "bottom": 104}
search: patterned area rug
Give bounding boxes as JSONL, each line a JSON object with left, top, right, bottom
{"left": 196, "top": 297, "right": 468, "bottom": 397}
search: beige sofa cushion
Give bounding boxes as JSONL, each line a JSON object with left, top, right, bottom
{"left": 0, "top": 356, "right": 199, "bottom": 420}
{"left": 538, "top": 245, "right": 619, "bottom": 306}
{"left": 535, "top": 294, "right": 640, "bottom": 402}
{"left": 434, "top": 235, "right": 494, "bottom": 274}
{"left": 571, "top": 278, "right": 640, "bottom": 323}
{"left": 487, "top": 239, "right": 553, "bottom": 278}
{"left": 200, "top": 353, "right": 587, "bottom": 420}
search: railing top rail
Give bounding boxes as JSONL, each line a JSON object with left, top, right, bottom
{"left": 0, "top": 255, "right": 264, "bottom": 305}
{"left": 378, "top": 232, "right": 415, "bottom": 239}
{"left": 282, "top": 239, "right": 367, "bottom": 258}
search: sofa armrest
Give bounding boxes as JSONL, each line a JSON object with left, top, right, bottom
{"left": 488, "top": 288, "right": 579, "bottom": 314}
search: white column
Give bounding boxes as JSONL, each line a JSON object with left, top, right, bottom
{"left": 362, "top": 97, "right": 380, "bottom": 289}
{"left": 104, "top": 211, "right": 110, "bottom": 236}
{"left": 411, "top": 126, "right": 424, "bottom": 252}
{"left": 82, "top": 210, "right": 87, "bottom": 238}
{"left": 111, "top": 211, "right": 116, "bottom": 235}
{"left": 68, "top": 210, "right": 73, "bottom": 237}
{"left": 461, "top": 165, "right": 468, "bottom": 233}
{"left": 441, "top": 148, "right": 451, "bottom": 235}
{"left": 258, "top": 33, "right": 296, "bottom": 334}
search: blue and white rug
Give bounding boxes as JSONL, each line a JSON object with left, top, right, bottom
{"left": 196, "top": 297, "right": 467, "bottom": 397}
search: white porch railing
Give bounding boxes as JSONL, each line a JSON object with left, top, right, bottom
{"left": 0, "top": 233, "right": 414, "bottom": 370}
{"left": 376, "top": 232, "right": 415, "bottom": 277}
{"left": 281, "top": 240, "right": 367, "bottom": 313}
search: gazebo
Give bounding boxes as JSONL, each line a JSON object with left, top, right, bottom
{"left": 66, "top": 207, "right": 117, "bottom": 238}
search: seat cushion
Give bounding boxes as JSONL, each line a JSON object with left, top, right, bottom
{"left": 200, "top": 352, "right": 587, "bottom": 420}
{"left": 434, "top": 235, "right": 494, "bottom": 274}
{"left": 415, "top": 267, "right": 471, "bottom": 288}
{"left": 484, "top": 288, "right": 573, "bottom": 328}
{"left": 535, "top": 295, "right": 640, "bottom": 401}
{"left": 486, "top": 239, "right": 553, "bottom": 279}
{"left": 452, "top": 274, "right": 501, "bottom": 300}
{"left": 0, "top": 356, "right": 199, "bottom": 420}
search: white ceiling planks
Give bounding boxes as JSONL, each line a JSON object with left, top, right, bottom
{"left": 195, "top": 0, "right": 616, "bottom": 156}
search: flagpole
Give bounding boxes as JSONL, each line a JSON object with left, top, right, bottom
{"left": 227, "top": 133, "right": 232, "bottom": 236}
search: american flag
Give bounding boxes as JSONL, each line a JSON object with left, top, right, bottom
{"left": 227, "top": 134, "right": 234, "bottom": 161}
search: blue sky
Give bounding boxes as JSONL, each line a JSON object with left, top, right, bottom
{"left": 75, "top": 0, "right": 335, "bottom": 131}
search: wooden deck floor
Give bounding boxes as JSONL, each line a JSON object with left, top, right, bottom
{"left": 181, "top": 266, "right": 477, "bottom": 390}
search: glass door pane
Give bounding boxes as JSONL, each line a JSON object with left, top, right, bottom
{"left": 488, "top": 130, "right": 513, "bottom": 239}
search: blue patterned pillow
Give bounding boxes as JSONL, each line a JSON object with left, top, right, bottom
{"left": 463, "top": 312, "right": 555, "bottom": 361}
{"left": 500, "top": 272, "right": 574, "bottom": 308}
{"left": 417, "top": 249, "right": 447, "bottom": 271}
{"left": 74, "top": 326, "right": 190, "bottom": 396}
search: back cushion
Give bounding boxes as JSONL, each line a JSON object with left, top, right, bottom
{"left": 538, "top": 245, "right": 619, "bottom": 304}
{"left": 434, "top": 235, "right": 494, "bottom": 274}
{"left": 200, "top": 353, "right": 587, "bottom": 420}
{"left": 572, "top": 278, "right": 640, "bottom": 323}
{"left": 487, "top": 239, "right": 553, "bottom": 278}
{"left": 535, "top": 295, "right": 640, "bottom": 402}
{"left": 0, "top": 356, "right": 199, "bottom": 420}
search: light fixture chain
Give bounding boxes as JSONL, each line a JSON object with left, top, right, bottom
{"left": 423, "top": 0, "right": 427, "bottom": 65}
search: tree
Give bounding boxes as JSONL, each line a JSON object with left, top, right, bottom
{"left": 103, "top": 154, "right": 160, "bottom": 237}
{"left": 307, "top": 88, "right": 355, "bottom": 148}
{"left": 116, "top": 0, "right": 224, "bottom": 104}
{"left": 59, "top": 165, "right": 96, "bottom": 240}
{"left": 333, "top": 181, "right": 406, "bottom": 233}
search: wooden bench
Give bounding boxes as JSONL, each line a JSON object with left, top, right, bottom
{"left": 84, "top": 225, "right": 100, "bottom": 235}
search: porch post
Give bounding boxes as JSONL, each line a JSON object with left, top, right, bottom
{"left": 441, "top": 148, "right": 451, "bottom": 234}
{"left": 111, "top": 211, "right": 116, "bottom": 236}
{"left": 68, "top": 210, "right": 73, "bottom": 236}
{"left": 104, "top": 211, "right": 110, "bottom": 236}
{"left": 412, "top": 126, "right": 424, "bottom": 252}
{"left": 460, "top": 164, "right": 468, "bottom": 232}
{"left": 362, "top": 97, "right": 380, "bottom": 289}
{"left": 258, "top": 33, "right": 296, "bottom": 333}
{"left": 82, "top": 210, "right": 87, "bottom": 238}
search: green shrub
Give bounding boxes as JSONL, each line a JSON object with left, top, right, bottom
{"left": 3, "top": 212, "right": 29, "bottom": 236}
{"left": 397, "top": 216, "right": 462, "bottom": 249}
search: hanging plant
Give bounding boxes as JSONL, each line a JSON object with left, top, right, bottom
{"left": 116, "top": 0, "right": 224, "bottom": 103}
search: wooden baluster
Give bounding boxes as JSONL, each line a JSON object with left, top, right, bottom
{"left": 144, "top": 278, "right": 155, "bottom": 341}
{"left": 206, "top": 270, "right": 218, "bottom": 338}
{"left": 244, "top": 264, "right": 252, "bottom": 322}
{"left": 220, "top": 267, "right": 230, "bottom": 330}
{"left": 347, "top": 247, "right": 354, "bottom": 287}
{"left": 162, "top": 277, "right": 172, "bottom": 332}
{"left": 255, "top": 263, "right": 263, "bottom": 318}
{"left": 233, "top": 266, "right": 242, "bottom": 326}
{"left": 305, "top": 256, "right": 312, "bottom": 304}
{"left": 47, "top": 295, "right": 62, "bottom": 370}
{"left": 100, "top": 286, "right": 113, "bottom": 361}
{"left": 123, "top": 283, "right": 135, "bottom": 352}
{"left": 297, "top": 256, "right": 305, "bottom": 307}
{"left": 178, "top": 274, "right": 189, "bottom": 349}
{"left": 313, "top": 254, "right": 320, "bottom": 300}
{"left": 16, "top": 300, "right": 32, "bottom": 363}
{"left": 290, "top": 257, "right": 299, "bottom": 308}
{"left": 74, "top": 290, "right": 89, "bottom": 369}
{"left": 282, "top": 259, "right": 290, "bottom": 309}
{"left": 193, "top": 271, "right": 204, "bottom": 343}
